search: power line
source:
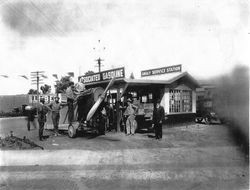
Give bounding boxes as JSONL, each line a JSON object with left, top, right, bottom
{"left": 30, "top": 71, "right": 45, "bottom": 114}
{"left": 93, "top": 40, "right": 106, "bottom": 72}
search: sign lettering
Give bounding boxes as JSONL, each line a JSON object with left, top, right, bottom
{"left": 79, "top": 67, "right": 125, "bottom": 84}
{"left": 141, "top": 65, "right": 182, "bottom": 77}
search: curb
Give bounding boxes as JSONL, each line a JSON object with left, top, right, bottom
{"left": 0, "top": 116, "right": 27, "bottom": 121}
{"left": 0, "top": 167, "right": 247, "bottom": 182}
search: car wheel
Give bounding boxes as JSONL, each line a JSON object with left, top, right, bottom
{"left": 195, "top": 118, "right": 202, "bottom": 123}
{"left": 68, "top": 124, "right": 77, "bottom": 138}
{"left": 204, "top": 117, "right": 211, "bottom": 125}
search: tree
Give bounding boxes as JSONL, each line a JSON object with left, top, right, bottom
{"left": 40, "top": 84, "right": 51, "bottom": 94}
{"left": 54, "top": 76, "right": 71, "bottom": 93}
{"left": 28, "top": 89, "right": 38, "bottom": 94}
{"left": 84, "top": 70, "right": 95, "bottom": 76}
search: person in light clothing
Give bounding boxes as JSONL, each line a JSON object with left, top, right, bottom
{"left": 48, "top": 97, "right": 66, "bottom": 136}
{"left": 124, "top": 99, "right": 138, "bottom": 135}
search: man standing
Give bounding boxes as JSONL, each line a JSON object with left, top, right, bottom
{"left": 66, "top": 82, "right": 75, "bottom": 125}
{"left": 124, "top": 99, "right": 138, "bottom": 135}
{"left": 153, "top": 100, "right": 165, "bottom": 140}
{"left": 37, "top": 97, "right": 49, "bottom": 141}
{"left": 49, "top": 97, "right": 66, "bottom": 136}
{"left": 25, "top": 105, "right": 36, "bottom": 131}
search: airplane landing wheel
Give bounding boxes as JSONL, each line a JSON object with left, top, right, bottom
{"left": 68, "top": 124, "right": 77, "bottom": 138}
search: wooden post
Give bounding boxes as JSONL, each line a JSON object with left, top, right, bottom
{"left": 36, "top": 73, "right": 39, "bottom": 115}
{"left": 116, "top": 88, "right": 121, "bottom": 132}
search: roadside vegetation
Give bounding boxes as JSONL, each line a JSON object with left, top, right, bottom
{"left": 0, "top": 106, "right": 27, "bottom": 118}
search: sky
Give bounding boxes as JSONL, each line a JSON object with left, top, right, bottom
{"left": 0, "top": 0, "right": 249, "bottom": 95}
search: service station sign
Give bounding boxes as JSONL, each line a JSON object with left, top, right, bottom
{"left": 141, "top": 64, "right": 182, "bottom": 77}
{"left": 79, "top": 67, "right": 125, "bottom": 84}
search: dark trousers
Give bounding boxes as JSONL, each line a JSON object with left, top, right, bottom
{"left": 67, "top": 99, "right": 74, "bottom": 124}
{"left": 27, "top": 120, "right": 36, "bottom": 131}
{"left": 39, "top": 122, "right": 45, "bottom": 140}
{"left": 52, "top": 112, "right": 60, "bottom": 133}
{"left": 27, "top": 121, "right": 30, "bottom": 131}
{"left": 27, "top": 114, "right": 36, "bottom": 131}
{"left": 155, "top": 123, "right": 162, "bottom": 139}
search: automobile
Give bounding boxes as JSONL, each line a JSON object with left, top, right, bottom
{"left": 195, "top": 110, "right": 221, "bottom": 124}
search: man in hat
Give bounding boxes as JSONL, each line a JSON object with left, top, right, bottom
{"left": 37, "top": 97, "right": 50, "bottom": 141}
{"left": 48, "top": 96, "right": 67, "bottom": 136}
{"left": 152, "top": 99, "right": 165, "bottom": 140}
{"left": 124, "top": 98, "right": 138, "bottom": 135}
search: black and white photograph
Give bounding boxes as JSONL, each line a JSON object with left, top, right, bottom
{"left": 0, "top": 0, "right": 249, "bottom": 189}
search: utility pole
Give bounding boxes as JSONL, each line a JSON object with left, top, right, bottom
{"left": 93, "top": 40, "right": 105, "bottom": 72}
{"left": 95, "top": 57, "right": 104, "bottom": 73}
{"left": 31, "top": 71, "right": 44, "bottom": 113}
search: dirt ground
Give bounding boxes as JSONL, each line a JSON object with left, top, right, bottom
{"left": 0, "top": 119, "right": 244, "bottom": 150}
{"left": 0, "top": 118, "right": 249, "bottom": 190}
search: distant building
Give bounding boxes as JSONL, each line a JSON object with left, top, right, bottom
{"left": 0, "top": 95, "right": 29, "bottom": 112}
{"left": 28, "top": 94, "right": 57, "bottom": 104}
{"left": 196, "top": 83, "right": 216, "bottom": 111}
{"left": 0, "top": 94, "right": 59, "bottom": 113}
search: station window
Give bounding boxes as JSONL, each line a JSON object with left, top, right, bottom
{"left": 182, "top": 90, "right": 192, "bottom": 112}
{"left": 142, "top": 96, "right": 147, "bottom": 103}
{"left": 169, "top": 89, "right": 192, "bottom": 113}
{"left": 169, "top": 90, "right": 181, "bottom": 113}
{"left": 148, "top": 93, "right": 153, "bottom": 100}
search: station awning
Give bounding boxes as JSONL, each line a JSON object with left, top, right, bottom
{"left": 84, "top": 72, "right": 200, "bottom": 89}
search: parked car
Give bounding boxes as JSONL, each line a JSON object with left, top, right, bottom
{"left": 195, "top": 110, "right": 221, "bottom": 124}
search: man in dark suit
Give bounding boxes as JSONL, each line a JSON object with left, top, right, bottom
{"left": 37, "top": 97, "right": 50, "bottom": 141}
{"left": 153, "top": 99, "right": 165, "bottom": 140}
{"left": 25, "top": 105, "right": 37, "bottom": 131}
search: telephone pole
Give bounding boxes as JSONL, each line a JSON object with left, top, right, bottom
{"left": 93, "top": 40, "right": 105, "bottom": 72}
{"left": 95, "top": 57, "right": 104, "bottom": 73}
{"left": 30, "top": 71, "right": 44, "bottom": 111}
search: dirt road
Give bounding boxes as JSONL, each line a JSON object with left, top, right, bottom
{"left": 0, "top": 119, "right": 249, "bottom": 189}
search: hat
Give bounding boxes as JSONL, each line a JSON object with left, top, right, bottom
{"left": 25, "top": 105, "right": 32, "bottom": 110}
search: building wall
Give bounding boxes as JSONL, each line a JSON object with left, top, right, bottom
{"left": 0, "top": 94, "right": 60, "bottom": 113}
{"left": 162, "top": 88, "right": 170, "bottom": 114}
{"left": 196, "top": 85, "right": 216, "bottom": 111}
{"left": 163, "top": 84, "right": 196, "bottom": 115}
{"left": 192, "top": 91, "right": 196, "bottom": 113}
{"left": 0, "top": 95, "right": 29, "bottom": 112}
{"left": 28, "top": 94, "right": 57, "bottom": 104}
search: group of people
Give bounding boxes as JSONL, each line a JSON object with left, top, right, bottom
{"left": 36, "top": 96, "right": 66, "bottom": 141}
{"left": 26, "top": 81, "right": 166, "bottom": 141}
{"left": 26, "top": 81, "right": 79, "bottom": 141}
{"left": 123, "top": 98, "right": 165, "bottom": 140}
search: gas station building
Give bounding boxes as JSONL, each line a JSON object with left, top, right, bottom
{"left": 78, "top": 65, "right": 200, "bottom": 130}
